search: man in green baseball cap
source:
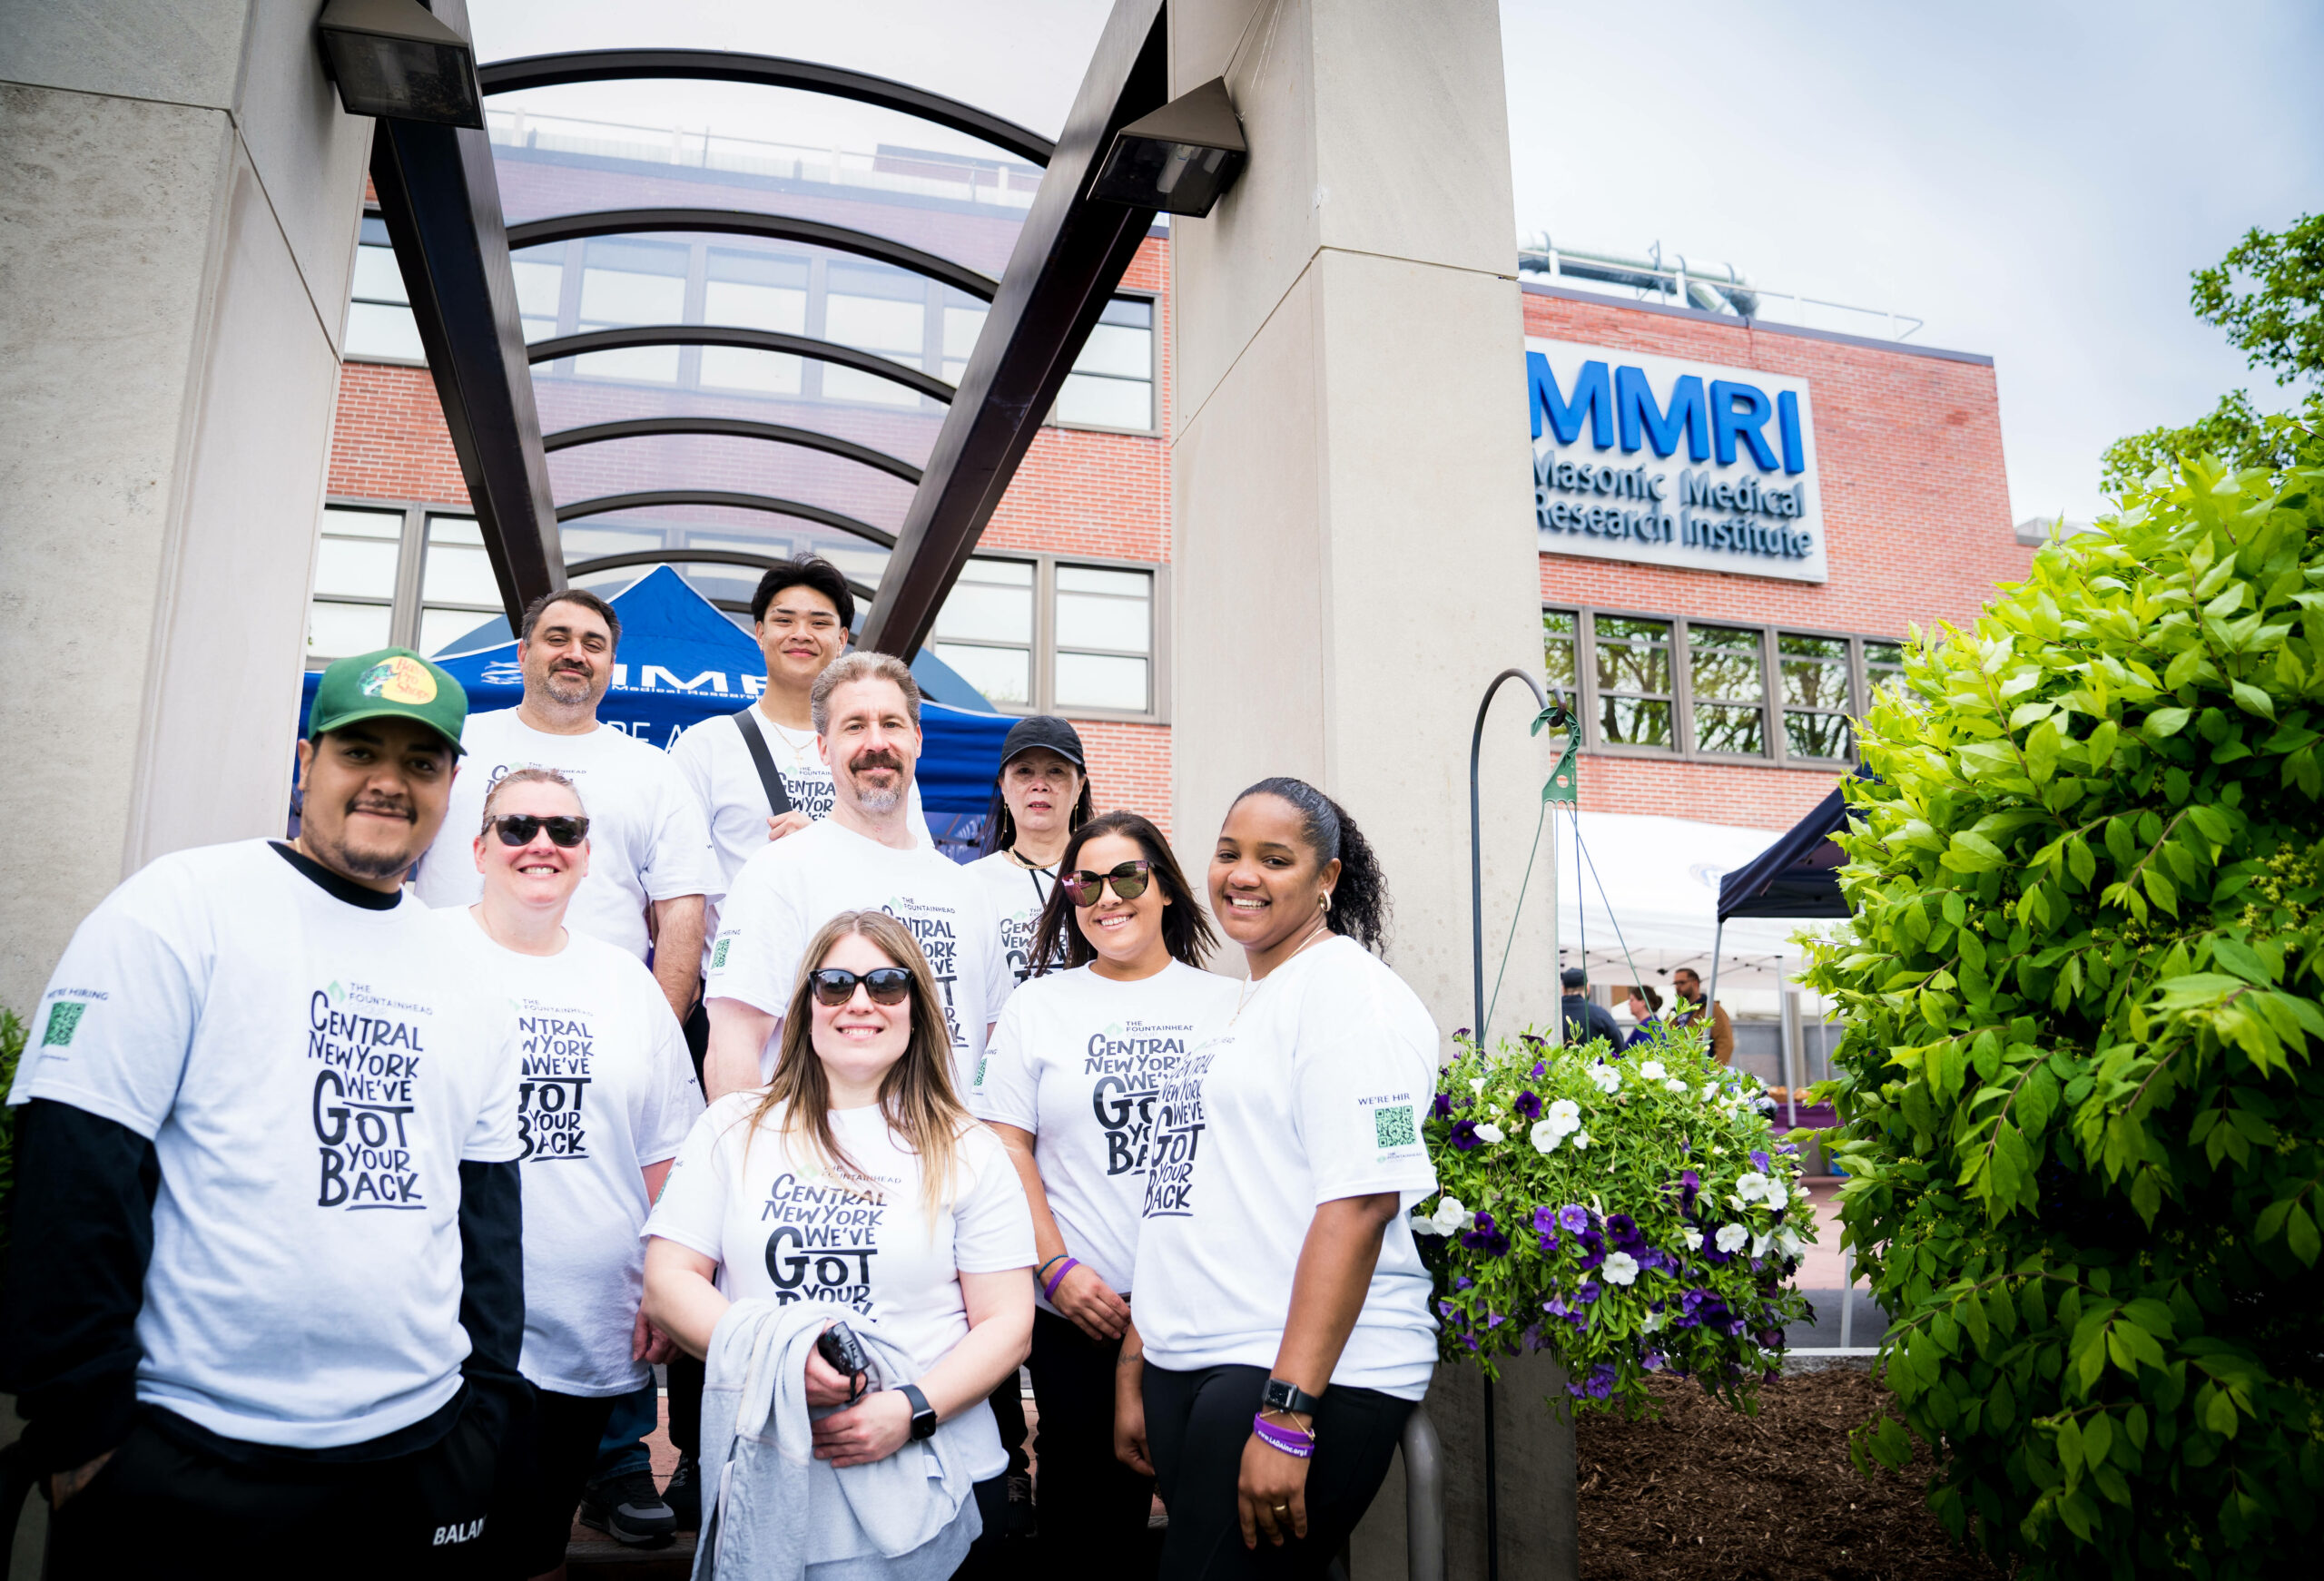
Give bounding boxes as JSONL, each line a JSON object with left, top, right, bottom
{"left": 298, "top": 647, "right": 470, "bottom": 888}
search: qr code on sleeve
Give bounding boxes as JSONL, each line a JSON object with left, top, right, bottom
{"left": 1373, "top": 1104, "right": 1416, "bottom": 1149}
{"left": 43, "top": 1002, "right": 85, "bottom": 1047}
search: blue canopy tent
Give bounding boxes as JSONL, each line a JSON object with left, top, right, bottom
{"left": 299, "top": 566, "right": 1014, "bottom": 852}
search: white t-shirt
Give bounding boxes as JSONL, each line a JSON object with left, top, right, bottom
{"left": 413, "top": 709, "right": 721, "bottom": 961}
{"left": 1130, "top": 936, "right": 1442, "bottom": 1399}
{"left": 971, "top": 963, "right": 1241, "bottom": 1312}
{"left": 644, "top": 1094, "right": 1035, "bottom": 1478}
{"left": 705, "top": 820, "right": 1013, "bottom": 1090}
{"left": 669, "top": 709, "right": 933, "bottom": 936}
{"left": 961, "top": 851, "right": 1057, "bottom": 987}
{"left": 429, "top": 907, "right": 704, "bottom": 1397}
{"left": 9, "top": 840, "right": 521, "bottom": 1449}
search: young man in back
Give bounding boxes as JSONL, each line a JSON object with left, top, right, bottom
{"left": 0, "top": 651, "right": 524, "bottom": 1577}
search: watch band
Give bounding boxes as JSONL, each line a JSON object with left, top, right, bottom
{"left": 1263, "top": 1377, "right": 1323, "bottom": 1418}
{"left": 899, "top": 1382, "right": 939, "bottom": 1440}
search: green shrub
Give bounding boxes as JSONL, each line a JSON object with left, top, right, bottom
{"left": 1803, "top": 455, "right": 2324, "bottom": 1577}
{"left": 1414, "top": 1026, "right": 1813, "bottom": 1414}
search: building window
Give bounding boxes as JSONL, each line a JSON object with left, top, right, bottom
{"left": 700, "top": 248, "right": 808, "bottom": 392}
{"left": 308, "top": 506, "right": 404, "bottom": 661}
{"left": 822, "top": 262, "right": 929, "bottom": 407}
{"left": 1553, "top": 607, "right": 1905, "bottom": 767}
{"left": 1688, "top": 624, "right": 1767, "bottom": 756}
{"left": 574, "top": 238, "right": 687, "bottom": 383}
{"left": 1054, "top": 297, "right": 1155, "bottom": 431}
{"left": 1593, "top": 616, "right": 1674, "bottom": 748}
{"left": 417, "top": 515, "right": 505, "bottom": 656}
{"left": 509, "top": 243, "right": 564, "bottom": 343}
{"left": 935, "top": 554, "right": 1167, "bottom": 719}
{"left": 345, "top": 216, "right": 424, "bottom": 361}
{"left": 1778, "top": 633, "right": 1853, "bottom": 761}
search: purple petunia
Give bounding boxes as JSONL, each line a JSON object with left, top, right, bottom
{"left": 1431, "top": 1092, "right": 1453, "bottom": 1120}
{"left": 1450, "top": 1118, "right": 1482, "bottom": 1152}
{"left": 1462, "top": 1212, "right": 1510, "bottom": 1257}
{"left": 1514, "top": 1090, "right": 1543, "bottom": 1120}
{"left": 1750, "top": 1150, "right": 1772, "bottom": 1173}
{"left": 1642, "top": 1350, "right": 1667, "bottom": 1372}
{"left": 1558, "top": 1203, "right": 1591, "bottom": 1233}
{"left": 1531, "top": 1060, "right": 1547, "bottom": 1077}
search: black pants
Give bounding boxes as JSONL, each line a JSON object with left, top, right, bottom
{"left": 46, "top": 1386, "right": 510, "bottom": 1579}
{"left": 1028, "top": 1309, "right": 1153, "bottom": 1564}
{"left": 950, "top": 1473, "right": 1009, "bottom": 1580}
{"left": 493, "top": 1388, "right": 618, "bottom": 1576}
{"left": 1142, "top": 1363, "right": 1413, "bottom": 1581}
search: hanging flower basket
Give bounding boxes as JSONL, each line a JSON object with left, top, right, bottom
{"left": 1414, "top": 1024, "right": 1817, "bottom": 1413}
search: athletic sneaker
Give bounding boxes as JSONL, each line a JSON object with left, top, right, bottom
{"left": 664, "top": 1454, "right": 700, "bottom": 1532}
{"left": 1005, "top": 1468, "right": 1037, "bottom": 1537}
{"left": 579, "top": 1469, "right": 676, "bottom": 1547}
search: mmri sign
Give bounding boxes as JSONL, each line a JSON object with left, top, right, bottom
{"left": 1526, "top": 338, "right": 1828, "bottom": 584}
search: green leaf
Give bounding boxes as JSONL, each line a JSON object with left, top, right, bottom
{"left": 2290, "top": 1203, "right": 2322, "bottom": 1267}
{"left": 2082, "top": 1409, "right": 2114, "bottom": 1469}
{"left": 2143, "top": 706, "right": 2191, "bottom": 739}
{"left": 2205, "top": 1387, "right": 2240, "bottom": 1438}
{"left": 2230, "top": 679, "right": 2278, "bottom": 719}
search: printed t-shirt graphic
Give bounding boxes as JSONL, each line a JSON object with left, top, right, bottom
{"left": 412, "top": 709, "right": 720, "bottom": 961}
{"left": 7, "top": 840, "right": 520, "bottom": 1449}
{"left": 704, "top": 819, "right": 1013, "bottom": 1088}
{"left": 961, "top": 851, "right": 1057, "bottom": 987}
{"left": 1129, "top": 935, "right": 1442, "bottom": 1399}
{"left": 429, "top": 907, "right": 703, "bottom": 1397}
{"left": 669, "top": 711, "right": 932, "bottom": 935}
{"left": 971, "top": 962, "right": 1239, "bottom": 1311}
{"left": 645, "top": 1094, "right": 1034, "bottom": 1478}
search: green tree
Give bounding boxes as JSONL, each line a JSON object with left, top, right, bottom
{"left": 2102, "top": 213, "right": 2324, "bottom": 491}
{"left": 1803, "top": 453, "right": 2324, "bottom": 1577}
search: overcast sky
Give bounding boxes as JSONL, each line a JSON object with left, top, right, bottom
{"left": 470, "top": 0, "right": 2323, "bottom": 525}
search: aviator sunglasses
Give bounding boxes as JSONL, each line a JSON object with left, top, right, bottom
{"left": 1060, "top": 859, "right": 1153, "bottom": 908}
{"left": 489, "top": 814, "right": 590, "bottom": 848}
{"left": 809, "top": 967, "right": 917, "bottom": 1007}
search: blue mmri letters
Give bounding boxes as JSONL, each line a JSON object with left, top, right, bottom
{"left": 1709, "top": 379, "right": 1779, "bottom": 470}
{"left": 1528, "top": 352, "right": 1612, "bottom": 447}
{"left": 1616, "top": 367, "right": 1709, "bottom": 461}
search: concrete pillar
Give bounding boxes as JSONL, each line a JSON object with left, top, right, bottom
{"left": 1167, "top": 4, "right": 1570, "bottom": 1578}
{"left": 0, "top": 1, "right": 372, "bottom": 1014}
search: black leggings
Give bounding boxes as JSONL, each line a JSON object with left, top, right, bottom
{"left": 1028, "top": 1309, "right": 1154, "bottom": 1560}
{"left": 1141, "top": 1363, "right": 1412, "bottom": 1581}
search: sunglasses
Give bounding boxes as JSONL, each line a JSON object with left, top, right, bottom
{"left": 809, "top": 967, "right": 917, "bottom": 1007}
{"left": 1060, "top": 859, "right": 1153, "bottom": 908}
{"left": 489, "top": 814, "right": 590, "bottom": 848}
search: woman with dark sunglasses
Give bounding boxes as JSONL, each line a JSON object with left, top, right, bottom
{"left": 971, "top": 811, "right": 1240, "bottom": 1567}
{"left": 1116, "top": 780, "right": 1439, "bottom": 1581}
{"left": 643, "top": 909, "right": 1037, "bottom": 1576}
{"left": 427, "top": 768, "right": 704, "bottom": 1580}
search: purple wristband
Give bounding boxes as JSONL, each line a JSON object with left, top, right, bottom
{"left": 1252, "top": 1414, "right": 1315, "bottom": 1459}
{"left": 1042, "top": 1257, "right": 1081, "bottom": 1301}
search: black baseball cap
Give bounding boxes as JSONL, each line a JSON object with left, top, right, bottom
{"left": 1561, "top": 967, "right": 1587, "bottom": 989}
{"left": 999, "top": 714, "right": 1086, "bottom": 771}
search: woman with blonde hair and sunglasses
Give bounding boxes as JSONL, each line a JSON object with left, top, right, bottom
{"left": 970, "top": 810, "right": 1240, "bottom": 1564}
{"left": 642, "top": 909, "right": 1036, "bottom": 1575}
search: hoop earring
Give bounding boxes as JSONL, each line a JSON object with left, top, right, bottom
{"left": 1318, "top": 890, "right": 1333, "bottom": 912}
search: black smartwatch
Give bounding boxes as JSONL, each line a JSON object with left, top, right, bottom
{"left": 1262, "top": 1378, "right": 1322, "bottom": 1418}
{"left": 898, "top": 1383, "right": 939, "bottom": 1441}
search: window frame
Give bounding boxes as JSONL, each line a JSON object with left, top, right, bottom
{"left": 342, "top": 210, "right": 428, "bottom": 368}
{"left": 936, "top": 550, "right": 1171, "bottom": 723}
{"left": 310, "top": 497, "right": 500, "bottom": 668}
{"left": 1047, "top": 290, "right": 1161, "bottom": 437}
{"left": 1555, "top": 604, "right": 1888, "bottom": 769}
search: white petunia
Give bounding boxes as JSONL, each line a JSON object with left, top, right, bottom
{"left": 1529, "top": 1118, "right": 1567, "bottom": 1153}
{"left": 1571, "top": 1131, "right": 1592, "bottom": 1150}
{"left": 1548, "top": 1098, "right": 1582, "bottom": 1128}
{"left": 1415, "top": 1195, "right": 1473, "bottom": 1236}
{"left": 1586, "top": 1063, "right": 1621, "bottom": 1094}
{"left": 1751, "top": 1232, "right": 1774, "bottom": 1259}
{"left": 1734, "top": 1171, "right": 1777, "bottom": 1205}
{"left": 1664, "top": 1079, "right": 1689, "bottom": 1096}
{"left": 1775, "top": 1227, "right": 1806, "bottom": 1260}
{"left": 1639, "top": 1060, "right": 1668, "bottom": 1080}
{"left": 1641, "top": 1309, "right": 1669, "bottom": 1333}
{"left": 1473, "top": 1121, "right": 1505, "bottom": 1144}
{"left": 1469, "top": 1077, "right": 1487, "bottom": 1096}
{"left": 1715, "top": 1223, "right": 1749, "bottom": 1253}
{"left": 1601, "top": 1251, "right": 1640, "bottom": 1285}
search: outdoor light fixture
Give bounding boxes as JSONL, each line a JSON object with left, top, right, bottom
{"left": 318, "top": 0, "right": 485, "bottom": 128}
{"left": 1088, "top": 77, "right": 1246, "bottom": 218}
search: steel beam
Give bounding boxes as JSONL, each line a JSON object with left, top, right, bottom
{"left": 527, "top": 325, "right": 954, "bottom": 404}
{"left": 857, "top": 0, "right": 1167, "bottom": 657}
{"left": 505, "top": 210, "right": 999, "bottom": 301}
{"left": 566, "top": 548, "right": 877, "bottom": 605}
{"left": 478, "top": 49, "right": 1055, "bottom": 169}
{"left": 369, "top": 0, "right": 562, "bottom": 622}
{"left": 555, "top": 489, "right": 896, "bottom": 549}
{"left": 541, "top": 417, "right": 922, "bottom": 485}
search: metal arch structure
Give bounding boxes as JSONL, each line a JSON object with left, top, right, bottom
{"left": 541, "top": 417, "right": 923, "bottom": 486}
{"left": 555, "top": 489, "right": 897, "bottom": 549}
{"left": 526, "top": 326, "right": 956, "bottom": 404}
{"left": 566, "top": 548, "right": 878, "bottom": 606}
{"left": 858, "top": 0, "right": 1168, "bottom": 656}
{"left": 505, "top": 210, "right": 1000, "bottom": 302}
{"left": 478, "top": 49, "right": 1057, "bottom": 169}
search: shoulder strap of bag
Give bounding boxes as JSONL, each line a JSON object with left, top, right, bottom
{"left": 732, "top": 707, "right": 793, "bottom": 818}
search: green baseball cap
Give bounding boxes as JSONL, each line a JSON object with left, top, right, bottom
{"left": 309, "top": 648, "right": 468, "bottom": 754}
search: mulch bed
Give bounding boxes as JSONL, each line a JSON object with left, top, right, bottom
{"left": 1576, "top": 1368, "right": 2008, "bottom": 1581}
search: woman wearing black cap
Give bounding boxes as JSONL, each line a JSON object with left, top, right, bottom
{"left": 968, "top": 716, "right": 1096, "bottom": 987}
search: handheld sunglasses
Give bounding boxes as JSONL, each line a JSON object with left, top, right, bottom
{"left": 808, "top": 967, "right": 918, "bottom": 1007}
{"left": 1060, "top": 859, "right": 1153, "bottom": 908}
{"left": 489, "top": 814, "right": 590, "bottom": 848}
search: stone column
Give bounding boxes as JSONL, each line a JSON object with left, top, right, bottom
{"left": 0, "top": 1, "right": 371, "bottom": 1014}
{"left": 1167, "top": 4, "right": 1572, "bottom": 1578}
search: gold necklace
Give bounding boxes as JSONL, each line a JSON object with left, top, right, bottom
{"left": 1227, "top": 920, "right": 1333, "bottom": 1026}
{"left": 764, "top": 718, "right": 816, "bottom": 768}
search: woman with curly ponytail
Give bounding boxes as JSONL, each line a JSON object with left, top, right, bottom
{"left": 1113, "top": 779, "right": 1440, "bottom": 1579}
